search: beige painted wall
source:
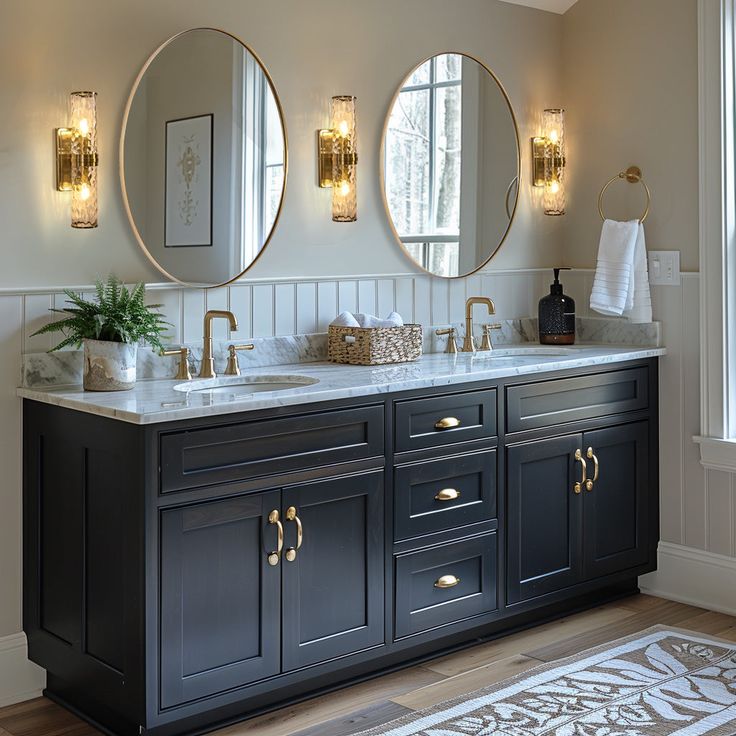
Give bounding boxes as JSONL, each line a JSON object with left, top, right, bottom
{"left": 0, "top": 0, "right": 564, "bottom": 290}
{"left": 561, "top": 0, "right": 699, "bottom": 271}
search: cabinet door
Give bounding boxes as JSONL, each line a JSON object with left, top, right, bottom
{"left": 507, "top": 435, "right": 583, "bottom": 604}
{"left": 160, "top": 492, "right": 281, "bottom": 708}
{"left": 583, "top": 422, "right": 650, "bottom": 579}
{"left": 282, "top": 472, "right": 384, "bottom": 670}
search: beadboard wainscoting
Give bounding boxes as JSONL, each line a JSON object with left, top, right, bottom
{"left": 0, "top": 267, "right": 729, "bottom": 705}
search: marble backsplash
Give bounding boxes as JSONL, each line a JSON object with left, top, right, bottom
{"left": 21, "top": 317, "right": 661, "bottom": 389}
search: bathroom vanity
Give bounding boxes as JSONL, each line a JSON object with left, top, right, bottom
{"left": 20, "top": 347, "right": 661, "bottom": 736}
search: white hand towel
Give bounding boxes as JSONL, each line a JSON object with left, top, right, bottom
{"left": 624, "top": 224, "right": 652, "bottom": 323}
{"left": 590, "top": 219, "right": 639, "bottom": 317}
{"left": 332, "top": 311, "right": 405, "bottom": 328}
{"left": 331, "top": 311, "right": 361, "bottom": 327}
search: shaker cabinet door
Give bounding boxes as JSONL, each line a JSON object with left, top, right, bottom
{"left": 507, "top": 434, "right": 584, "bottom": 604}
{"left": 582, "top": 422, "right": 650, "bottom": 579}
{"left": 159, "top": 491, "right": 282, "bottom": 708}
{"left": 281, "top": 472, "right": 385, "bottom": 671}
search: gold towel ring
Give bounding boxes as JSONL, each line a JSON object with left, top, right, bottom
{"left": 598, "top": 166, "right": 651, "bottom": 223}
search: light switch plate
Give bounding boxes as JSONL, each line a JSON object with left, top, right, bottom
{"left": 647, "top": 251, "right": 681, "bottom": 286}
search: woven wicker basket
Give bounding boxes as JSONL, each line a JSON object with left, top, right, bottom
{"left": 328, "top": 324, "right": 422, "bottom": 365}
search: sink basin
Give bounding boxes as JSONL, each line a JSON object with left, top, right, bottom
{"left": 467, "top": 346, "right": 577, "bottom": 359}
{"left": 175, "top": 374, "right": 319, "bottom": 396}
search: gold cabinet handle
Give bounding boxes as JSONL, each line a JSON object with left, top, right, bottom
{"left": 434, "top": 574, "right": 460, "bottom": 589}
{"left": 586, "top": 447, "right": 599, "bottom": 491}
{"left": 435, "top": 417, "right": 461, "bottom": 430}
{"left": 435, "top": 488, "right": 460, "bottom": 502}
{"left": 284, "top": 506, "right": 303, "bottom": 562}
{"left": 574, "top": 449, "right": 587, "bottom": 495}
{"left": 267, "top": 509, "right": 283, "bottom": 566}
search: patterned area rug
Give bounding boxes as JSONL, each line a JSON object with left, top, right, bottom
{"left": 357, "top": 626, "right": 736, "bottom": 736}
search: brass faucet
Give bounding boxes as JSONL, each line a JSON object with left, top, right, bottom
{"left": 198, "top": 310, "right": 238, "bottom": 379}
{"left": 462, "top": 297, "right": 496, "bottom": 352}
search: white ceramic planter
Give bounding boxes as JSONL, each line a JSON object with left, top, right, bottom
{"left": 83, "top": 339, "right": 138, "bottom": 391}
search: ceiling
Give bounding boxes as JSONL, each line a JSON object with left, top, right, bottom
{"left": 499, "top": 0, "right": 579, "bottom": 13}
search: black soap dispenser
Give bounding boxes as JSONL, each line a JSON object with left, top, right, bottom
{"left": 538, "top": 268, "right": 575, "bottom": 345}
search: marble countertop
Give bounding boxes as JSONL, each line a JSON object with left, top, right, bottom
{"left": 16, "top": 345, "right": 665, "bottom": 425}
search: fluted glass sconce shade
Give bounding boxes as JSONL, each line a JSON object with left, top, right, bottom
{"left": 532, "top": 108, "right": 566, "bottom": 216}
{"left": 56, "top": 91, "right": 99, "bottom": 228}
{"left": 318, "top": 95, "right": 358, "bottom": 222}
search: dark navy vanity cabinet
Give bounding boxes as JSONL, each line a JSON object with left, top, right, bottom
{"left": 23, "top": 358, "right": 659, "bottom": 736}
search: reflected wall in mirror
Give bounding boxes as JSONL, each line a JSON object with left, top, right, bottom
{"left": 381, "top": 53, "right": 520, "bottom": 278}
{"left": 121, "top": 28, "right": 287, "bottom": 287}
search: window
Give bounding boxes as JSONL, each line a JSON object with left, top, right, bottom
{"left": 384, "top": 54, "right": 464, "bottom": 276}
{"left": 695, "top": 0, "right": 736, "bottom": 470}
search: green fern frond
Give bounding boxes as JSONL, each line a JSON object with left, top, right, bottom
{"left": 30, "top": 275, "right": 172, "bottom": 353}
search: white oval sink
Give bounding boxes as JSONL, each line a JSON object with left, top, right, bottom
{"left": 175, "top": 374, "right": 319, "bottom": 395}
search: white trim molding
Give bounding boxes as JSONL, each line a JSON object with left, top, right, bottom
{"left": 0, "top": 632, "right": 45, "bottom": 707}
{"left": 640, "top": 542, "right": 736, "bottom": 616}
{"left": 695, "top": 435, "right": 736, "bottom": 473}
{"left": 697, "top": 0, "right": 736, "bottom": 467}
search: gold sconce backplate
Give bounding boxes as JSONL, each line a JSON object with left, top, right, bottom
{"left": 317, "top": 129, "right": 359, "bottom": 188}
{"left": 55, "top": 128, "right": 73, "bottom": 191}
{"left": 531, "top": 137, "right": 546, "bottom": 188}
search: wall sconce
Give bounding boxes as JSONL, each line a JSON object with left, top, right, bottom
{"left": 56, "top": 91, "right": 99, "bottom": 228}
{"left": 532, "top": 108, "right": 565, "bottom": 216}
{"left": 318, "top": 95, "right": 357, "bottom": 222}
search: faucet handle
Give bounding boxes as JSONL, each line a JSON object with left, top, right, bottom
{"left": 162, "top": 347, "right": 192, "bottom": 380}
{"left": 435, "top": 327, "right": 458, "bottom": 354}
{"left": 225, "top": 344, "right": 255, "bottom": 376}
{"left": 479, "top": 324, "right": 503, "bottom": 352}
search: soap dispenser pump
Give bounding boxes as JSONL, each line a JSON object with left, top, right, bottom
{"left": 538, "top": 268, "right": 575, "bottom": 345}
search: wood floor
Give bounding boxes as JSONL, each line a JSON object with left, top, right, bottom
{"left": 2, "top": 594, "right": 735, "bottom": 736}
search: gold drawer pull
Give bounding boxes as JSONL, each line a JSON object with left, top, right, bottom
{"left": 284, "top": 506, "right": 303, "bottom": 562}
{"left": 435, "top": 488, "right": 460, "bottom": 502}
{"left": 586, "top": 447, "right": 599, "bottom": 491}
{"left": 435, "top": 574, "right": 460, "bottom": 589}
{"left": 574, "top": 449, "right": 587, "bottom": 495}
{"left": 435, "top": 416, "right": 461, "bottom": 430}
{"left": 267, "top": 510, "right": 284, "bottom": 566}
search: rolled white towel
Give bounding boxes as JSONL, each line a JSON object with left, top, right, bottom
{"left": 331, "top": 311, "right": 361, "bottom": 327}
{"left": 385, "top": 311, "right": 404, "bottom": 326}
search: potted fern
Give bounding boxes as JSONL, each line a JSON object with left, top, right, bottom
{"left": 32, "top": 276, "right": 169, "bottom": 391}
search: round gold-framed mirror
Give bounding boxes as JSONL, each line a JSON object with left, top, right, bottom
{"left": 380, "top": 52, "right": 520, "bottom": 279}
{"left": 120, "top": 28, "right": 287, "bottom": 288}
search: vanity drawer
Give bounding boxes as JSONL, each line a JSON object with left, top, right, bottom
{"left": 159, "top": 405, "right": 384, "bottom": 492}
{"left": 394, "top": 390, "right": 496, "bottom": 453}
{"left": 394, "top": 450, "right": 496, "bottom": 541}
{"left": 394, "top": 532, "right": 497, "bottom": 639}
{"left": 506, "top": 367, "right": 649, "bottom": 433}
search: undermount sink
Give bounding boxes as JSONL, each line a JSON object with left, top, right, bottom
{"left": 470, "top": 346, "right": 577, "bottom": 359}
{"left": 174, "top": 374, "right": 319, "bottom": 395}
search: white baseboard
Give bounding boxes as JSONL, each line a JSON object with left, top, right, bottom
{"left": 0, "top": 632, "right": 45, "bottom": 707}
{"left": 640, "top": 541, "right": 736, "bottom": 616}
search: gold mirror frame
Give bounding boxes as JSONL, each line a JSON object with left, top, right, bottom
{"left": 119, "top": 27, "right": 289, "bottom": 289}
{"left": 379, "top": 51, "right": 521, "bottom": 280}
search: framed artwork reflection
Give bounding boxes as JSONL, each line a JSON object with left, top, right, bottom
{"left": 164, "top": 113, "right": 213, "bottom": 247}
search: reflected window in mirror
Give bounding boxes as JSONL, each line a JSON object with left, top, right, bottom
{"left": 382, "top": 53, "right": 519, "bottom": 279}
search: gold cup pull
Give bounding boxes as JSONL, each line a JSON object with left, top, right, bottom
{"left": 285, "top": 506, "right": 303, "bottom": 562}
{"left": 574, "top": 449, "right": 587, "bottom": 495}
{"left": 435, "top": 488, "right": 460, "bottom": 502}
{"left": 267, "top": 510, "right": 284, "bottom": 566}
{"left": 434, "top": 574, "right": 460, "bottom": 589}
{"left": 586, "top": 447, "right": 599, "bottom": 491}
{"left": 435, "top": 417, "right": 461, "bottom": 430}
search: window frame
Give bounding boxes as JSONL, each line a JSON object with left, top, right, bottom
{"left": 696, "top": 0, "right": 736, "bottom": 469}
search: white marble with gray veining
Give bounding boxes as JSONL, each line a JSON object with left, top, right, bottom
{"left": 17, "top": 345, "right": 666, "bottom": 425}
{"left": 21, "top": 317, "right": 658, "bottom": 389}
